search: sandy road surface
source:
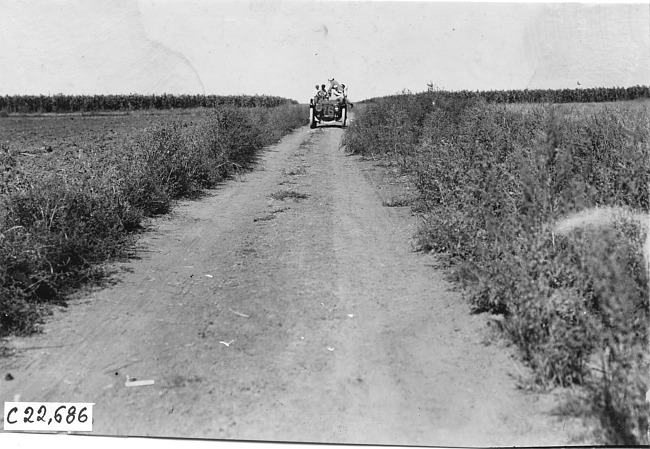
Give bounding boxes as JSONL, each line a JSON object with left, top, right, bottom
{"left": 1, "top": 124, "right": 587, "bottom": 445}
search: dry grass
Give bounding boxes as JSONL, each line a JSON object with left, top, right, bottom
{"left": 345, "top": 93, "right": 649, "bottom": 444}
{"left": 1, "top": 104, "right": 308, "bottom": 338}
{"left": 270, "top": 190, "right": 309, "bottom": 201}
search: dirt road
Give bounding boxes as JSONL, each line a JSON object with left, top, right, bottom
{"left": 1, "top": 123, "right": 588, "bottom": 445}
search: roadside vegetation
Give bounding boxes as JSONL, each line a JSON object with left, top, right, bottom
{"left": 1, "top": 104, "right": 307, "bottom": 338}
{"left": 343, "top": 87, "right": 649, "bottom": 444}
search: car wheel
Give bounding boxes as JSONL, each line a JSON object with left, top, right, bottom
{"left": 309, "top": 107, "right": 316, "bottom": 129}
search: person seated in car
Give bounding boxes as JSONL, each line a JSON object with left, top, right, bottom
{"left": 340, "top": 84, "right": 352, "bottom": 106}
{"left": 328, "top": 79, "right": 345, "bottom": 106}
{"left": 327, "top": 78, "right": 342, "bottom": 96}
{"left": 314, "top": 84, "right": 328, "bottom": 103}
{"left": 318, "top": 84, "right": 328, "bottom": 99}
{"left": 313, "top": 84, "right": 326, "bottom": 104}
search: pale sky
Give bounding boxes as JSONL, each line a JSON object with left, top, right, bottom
{"left": 0, "top": 1, "right": 649, "bottom": 101}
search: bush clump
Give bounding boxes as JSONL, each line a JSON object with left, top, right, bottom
{"left": 344, "top": 90, "right": 649, "bottom": 443}
{"left": 1, "top": 105, "right": 307, "bottom": 337}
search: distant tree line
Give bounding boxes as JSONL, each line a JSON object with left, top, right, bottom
{"left": 362, "top": 85, "right": 650, "bottom": 105}
{"left": 0, "top": 94, "right": 299, "bottom": 113}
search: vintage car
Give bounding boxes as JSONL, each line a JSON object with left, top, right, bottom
{"left": 309, "top": 97, "right": 347, "bottom": 129}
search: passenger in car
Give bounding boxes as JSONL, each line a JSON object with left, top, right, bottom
{"left": 314, "top": 84, "right": 328, "bottom": 104}
{"left": 318, "top": 84, "right": 328, "bottom": 99}
{"left": 327, "top": 78, "right": 342, "bottom": 96}
{"left": 329, "top": 79, "right": 345, "bottom": 106}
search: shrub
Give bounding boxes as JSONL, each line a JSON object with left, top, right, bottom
{"left": 345, "top": 92, "right": 649, "bottom": 443}
{"left": 0, "top": 104, "right": 307, "bottom": 338}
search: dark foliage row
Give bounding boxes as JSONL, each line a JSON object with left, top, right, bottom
{"left": 0, "top": 94, "right": 299, "bottom": 114}
{"left": 362, "top": 84, "right": 650, "bottom": 105}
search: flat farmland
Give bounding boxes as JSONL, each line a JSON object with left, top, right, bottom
{"left": 1, "top": 112, "right": 216, "bottom": 197}
{"left": 2, "top": 111, "right": 206, "bottom": 159}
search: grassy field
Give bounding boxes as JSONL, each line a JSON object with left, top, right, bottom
{"left": 344, "top": 94, "right": 649, "bottom": 444}
{"left": 1, "top": 105, "right": 307, "bottom": 339}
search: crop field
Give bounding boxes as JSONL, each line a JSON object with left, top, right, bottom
{"left": 344, "top": 93, "right": 649, "bottom": 444}
{"left": 1, "top": 112, "right": 195, "bottom": 154}
{"left": 0, "top": 105, "right": 307, "bottom": 339}
{"left": 0, "top": 94, "right": 297, "bottom": 114}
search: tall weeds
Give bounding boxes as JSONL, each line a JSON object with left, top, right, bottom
{"left": 344, "top": 92, "right": 649, "bottom": 443}
{"left": 1, "top": 105, "right": 307, "bottom": 337}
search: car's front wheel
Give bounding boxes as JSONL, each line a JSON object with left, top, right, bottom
{"left": 309, "top": 107, "right": 316, "bottom": 129}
